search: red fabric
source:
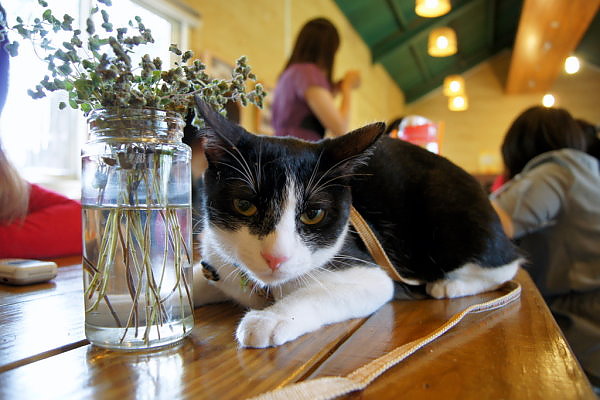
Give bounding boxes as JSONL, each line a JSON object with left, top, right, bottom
{"left": 0, "top": 184, "right": 82, "bottom": 258}
{"left": 491, "top": 174, "right": 508, "bottom": 193}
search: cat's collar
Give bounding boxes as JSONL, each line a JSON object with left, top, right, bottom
{"left": 201, "top": 261, "right": 220, "bottom": 281}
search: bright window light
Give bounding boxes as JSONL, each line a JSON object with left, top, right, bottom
{"left": 0, "top": 0, "right": 189, "bottom": 185}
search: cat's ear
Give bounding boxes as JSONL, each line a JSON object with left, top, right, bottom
{"left": 193, "top": 95, "right": 253, "bottom": 160}
{"left": 323, "top": 122, "right": 386, "bottom": 169}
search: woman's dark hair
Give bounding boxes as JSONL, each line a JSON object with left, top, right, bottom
{"left": 501, "top": 106, "right": 586, "bottom": 179}
{"left": 283, "top": 18, "right": 340, "bottom": 84}
{"left": 577, "top": 118, "right": 600, "bottom": 160}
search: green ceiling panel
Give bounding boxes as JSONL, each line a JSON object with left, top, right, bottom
{"left": 381, "top": 46, "right": 425, "bottom": 87}
{"left": 337, "top": 0, "right": 399, "bottom": 46}
{"left": 336, "top": 0, "right": 598, "bottom": 103}
{"left": 577, "top": 12, "right": 600, "bottom": 67}
{"left": 335, "top": 0, "right": 524, "bottom": 103}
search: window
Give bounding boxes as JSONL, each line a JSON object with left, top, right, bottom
{"left": 0, "top": 0, "right": 199, "bottom": 195}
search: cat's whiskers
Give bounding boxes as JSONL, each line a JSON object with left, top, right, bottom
{"left": 225, "top": 175, "right": 257, "bottom": 189}
{"left": 305, "top": 151, "right": 324, "bottom": 197}
{"left": 214, "top": 160, "right": 256, "bottom": 192}
{"left": 304, "top": 270, "right": 332, "bottom": 294}
{"left": 214, "top": 143, "right": 257, "bottom": 191}
{"left": 331, "top": 254, "right": 380, "bottom": 269}
{"left": 297, "top": 271, "right": 320, "bottom": 290}
{"left": 254, "top": 141, "right": 263, "bottom": 193}
{"left": 309, "top": 174, "right": 358, "bottom": 195}
{"left": 306, "top": 153, "right": 366, "bottom": 196}
{"left": 221, "top": 266, "right": 243, "bottom": 285}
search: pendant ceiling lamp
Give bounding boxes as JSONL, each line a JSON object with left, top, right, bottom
{"left": 564, "top": 56, "right": 580, "bottom": 74}
{"left": 415, "top": 0, "right": 451, "bottom": 18}
{"left": 448, "top": 94, "right": 468, "bottom": 111}
{"left": 428, "top": 27, "right": 457, "bottom": 57}
{"left": 443, "top": 75, "right": 465, "bottom": 96}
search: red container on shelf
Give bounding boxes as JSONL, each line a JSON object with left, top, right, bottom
{"left": 397, "top": 116, "right": 441, "bottom": 154}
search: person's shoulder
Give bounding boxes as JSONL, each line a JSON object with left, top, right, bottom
{"left": 526, "top": 149, "right": 597, "bottom": 172}
{"left": 284, "top": 63, "right": 325, "bottom": 79}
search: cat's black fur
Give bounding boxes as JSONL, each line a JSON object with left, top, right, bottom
{"left": 194, "top": 98, "right": 518, "bottom": 289}
{"left": 350, "top": 136, "right": 519, "bottom": 283}
{"left": 193, "top": 98, "right": 520, "bottom": 347}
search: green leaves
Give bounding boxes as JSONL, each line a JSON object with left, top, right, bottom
{"left": 2, "top": 0, "right": 266, "bottom": 119}
{"left": 5, "top": 41, "right": 19, "bottom": 56}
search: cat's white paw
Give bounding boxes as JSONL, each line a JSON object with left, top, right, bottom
{"left": 236, "top": 309, "right": 302, "bottom": 348}
{"left": 427, "top": 279, "right": 478, "bottom": 299}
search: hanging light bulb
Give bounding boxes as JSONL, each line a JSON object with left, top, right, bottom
{"left": 443, "top": 75, "right": 465, "bottom": 96}
{"left": 416, "top": 0, "right": 451, "bottom": 18}
{"left": 448, "top": 94, "right": 468, "bottom": 111}
{"left": 428, "top": 27, "right": 457, "bottom": 57}
{"left": 564, "top": 56, "right": 580, "bottom": 74}
{"left": 542, "top": 94, "right": 555, "bottom": 107}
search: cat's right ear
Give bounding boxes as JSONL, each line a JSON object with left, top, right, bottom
{"left": 323, "top": 122, "right": 385, "bottom": 170}
{"left": 193, "top": 95, "right": 252, "bottom": 160}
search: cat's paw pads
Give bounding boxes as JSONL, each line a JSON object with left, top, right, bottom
{"left": 426, "top": 279, "right": 473, "bottom": 299}
{"left": 236, "top": 310, "right": 300, "bottom": 348}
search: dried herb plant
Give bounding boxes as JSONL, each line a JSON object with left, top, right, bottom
{"left": 1, "top": 0, "right": 265, "bottom": 346}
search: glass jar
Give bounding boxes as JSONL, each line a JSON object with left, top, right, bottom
{"left": 81, "top": 108, "right": 194, "bottom": 350}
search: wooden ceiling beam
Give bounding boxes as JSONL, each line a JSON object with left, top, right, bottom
{"left": 402, "top": 47, "right": 495, "bottom": 103}
{"left": 385, "top": 0, "right": 408, "bottom": 30}
{"left": 505, "top": 0, "right": 599, "bottom": 94}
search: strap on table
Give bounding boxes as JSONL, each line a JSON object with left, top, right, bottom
{"left": 348, "top": 206, "right": 424, "bottom": 285}
{"left": 248, "top": 281, "right": 521, "bottom": 400}
{"left": 246, "top": 207, "right": 522, "bottom": 400}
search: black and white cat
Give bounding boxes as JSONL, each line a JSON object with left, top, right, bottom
{"left": 192, "top": 99, "right": 520, "bottom": 348}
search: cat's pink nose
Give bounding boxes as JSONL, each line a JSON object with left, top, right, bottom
{"left": 261, "top": 252, "right": 288, "bottom": 271}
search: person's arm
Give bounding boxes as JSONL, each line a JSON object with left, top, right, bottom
{"left": 305, "top": 70, "right": 361, "bottom": 137}
{"left": 0, "top": 184, "right": 82, "bottom": 258}
{"left": 489, "top": 161, "right": 568, "bottom": 239}
{"left": 491, "top": 199, "right": 515, "bottom": 238}
{"left": 305, "top": 86, "right": 347, "bottom": 136}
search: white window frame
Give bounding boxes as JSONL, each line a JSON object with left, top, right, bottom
{"left": 0, "top": 0, "right": 200, "bottom": 196}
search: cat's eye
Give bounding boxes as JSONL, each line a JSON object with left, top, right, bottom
{"left": 300, "top": 208, "right": 325, "bottom": 225}
{"left": 233, "top": 199, "right": 257, "bottom": 216}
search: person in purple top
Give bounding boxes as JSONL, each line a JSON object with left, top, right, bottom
{"left": 271, "top": 18, "right": 360, "bottom": 141}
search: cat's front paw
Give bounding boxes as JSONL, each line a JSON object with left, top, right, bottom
{"left": 236, "top": 309, "right": 302, "bottom": 348}
{"left": 426, "top": 279, "right": 500, "bottom": 299}
{"left": 427, "top": 279, "right": 474, "bottom": 299}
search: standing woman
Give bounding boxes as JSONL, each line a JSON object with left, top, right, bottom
{"left": 490, "top": 106, "right": 600, "bottom": 389}
{"left": 0, "top": 3, "right": 81, "bottom": 258}
{"left": 271, "top": 18, "right": 360, "bottom": 141}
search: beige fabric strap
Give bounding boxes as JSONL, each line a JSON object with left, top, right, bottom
{"left": 246, "top": 207, "right": 522, "bottom": 400}
{"left": 349, "top": 206, "right": 424, "bottom": 285}
{"left": 247, "top": 281, "right": 521, "bottom": 400}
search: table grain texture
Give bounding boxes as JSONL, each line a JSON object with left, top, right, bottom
{"left": 0, "top": 256, "right": 595, "bottom": 399}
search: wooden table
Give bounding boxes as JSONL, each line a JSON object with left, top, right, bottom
{"left": 0, "top": 257, "right": 595, "bottom": 399}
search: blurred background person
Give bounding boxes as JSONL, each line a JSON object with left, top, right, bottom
{"left": 271, "top": 17, "right": 360, "bottom": 141}
{"left": 490, "top": 105, "right": 600, "bottom": 389}
{"left": 0, "top": 3, "right": 81, "bottom": 259}
{"left": 577, "top": 118, "right": 600, "bottom": 160}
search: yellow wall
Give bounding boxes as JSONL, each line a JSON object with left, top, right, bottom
{"left": 179, "top": 1, "right": 599, "bottom": 174}
{"left": 179, "top": 0, "right": 405, "bottom": 132}
{"left": 406, "top": 50, "right": 600, "bottom": 173}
